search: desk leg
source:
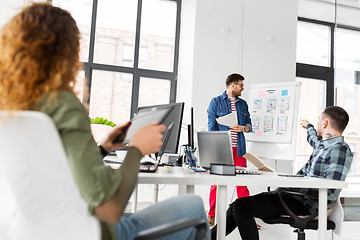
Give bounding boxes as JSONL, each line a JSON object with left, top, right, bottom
{"left": 132, "top": 184, "right": 138, "bottom": 213}
{"left": 178, "top": 185, "right": 194, "bottom": 194}
{"left": 186, "top": 185, "right": 194, "bottom": 194}
{"left": 153, "top": 184, "right": 159, "bottom": 204}
{"left": 318, "top": 188, "right": 327, "bottom": 240}
{"left": 216, "top": 185, "right": 227, "bottom": 240}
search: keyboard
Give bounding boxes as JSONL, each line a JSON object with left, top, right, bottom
{"left": 236, "top": 169, "right": 262, "bottom": 175}
{"left": 139, "top": 163, "right": 158, "bottom": 173}
{"left": 103, "top": 155, "right": 160, "bottom": 172}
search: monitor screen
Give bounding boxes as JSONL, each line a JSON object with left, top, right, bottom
{"left": 137, "top": 102, "right": 184, "bottom": 154}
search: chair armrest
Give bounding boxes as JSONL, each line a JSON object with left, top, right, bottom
{"left": 278, "top": 189, "right": 318, "bottom": 230}
{"left": 280, "top": 189, "right": 316, "bottom": 200}
{"left": 134, "top": 217, "right": 207, "bottom": 240}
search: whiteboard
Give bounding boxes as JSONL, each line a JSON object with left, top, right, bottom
{"left": 247, "top": 82, "right": 301, "bottom": 144}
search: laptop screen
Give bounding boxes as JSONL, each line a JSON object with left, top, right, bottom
{"left": 197, "top": 131, "right": 234, "bottom": 169}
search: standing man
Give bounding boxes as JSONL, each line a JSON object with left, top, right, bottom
{"left": 207, "top": 73, "right": 252, "bottom": 226}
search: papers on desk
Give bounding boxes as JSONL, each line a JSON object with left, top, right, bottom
{"left": 242, "top": 152, "right": 275, "bottom": 172}
{"left": 216, "top": 112, "right": 237, "bottom": 127}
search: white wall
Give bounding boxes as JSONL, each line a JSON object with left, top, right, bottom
{"left": 178, "top": 0, "right": 298, "bottom": 132}
{"left": 178, "top": 0, "right": 244, "bottom": 131}
{"left": 0, "top": 0, "right": 24, "bottom": 29}
{"left": 241, "top": 0, "right": 298, "bottom": 94}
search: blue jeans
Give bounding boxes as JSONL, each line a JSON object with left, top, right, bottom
{"left": 114, "top": 194, "right": 210, "bottom": 240}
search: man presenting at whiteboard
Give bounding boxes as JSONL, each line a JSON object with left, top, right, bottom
{"left": 207, "top": 73, "right": 252, "bottom": 226}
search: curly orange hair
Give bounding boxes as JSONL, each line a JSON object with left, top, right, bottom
{"left": 0, "top": 3, "right": 81, "bottom": 110}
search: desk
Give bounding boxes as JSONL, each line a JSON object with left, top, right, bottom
{"left": 137, "top": 166, "right": 347, "bottom": 240}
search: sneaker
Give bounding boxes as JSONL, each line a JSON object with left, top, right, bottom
{"left": 208, "top": 216, "right": 215, "bottom": 226}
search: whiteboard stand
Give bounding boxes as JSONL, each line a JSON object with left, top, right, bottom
{"left": 245, "top": 81, "right": 301, "bottom": 174}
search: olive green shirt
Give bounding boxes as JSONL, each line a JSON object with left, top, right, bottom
{"left": 35, "top": 90, "right": 142, "bottom": 240}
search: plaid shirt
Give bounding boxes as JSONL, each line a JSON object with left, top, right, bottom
{"left": 291, "top": 124, "right": 353, "bottom": 213}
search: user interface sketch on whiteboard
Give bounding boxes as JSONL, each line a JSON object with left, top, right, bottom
{"left": 247, "top": 84, "right": 298, "bottom": 143}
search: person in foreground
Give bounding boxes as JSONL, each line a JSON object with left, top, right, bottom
{"left": 211, "top": 106, "right": 353, "bottom": 240}
{"left": 207, "top": 73, "right": 252, "bottom": 226}
{"left": 0, "top": 3, "right": 210, "bottom": 240}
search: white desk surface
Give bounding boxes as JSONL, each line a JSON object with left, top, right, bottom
{"left": 138, "top": 166, "right": 347, "bottom": 189}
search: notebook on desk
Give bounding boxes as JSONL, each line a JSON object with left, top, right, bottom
{"left": 242, "top": 153, "right": 275, "bottom": 172}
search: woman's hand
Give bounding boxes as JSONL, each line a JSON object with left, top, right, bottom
{"left": 100, "top": 121, "right": 131, "bottom": 152}
{"left": 129, "top": 122, "right": 167, "bottom": 156}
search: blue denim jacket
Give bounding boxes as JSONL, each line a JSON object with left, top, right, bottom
{"left": 207, "top": 91, "right": 252, "bottom": 157}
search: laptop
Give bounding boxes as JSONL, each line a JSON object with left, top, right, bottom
{"left": 197, "top": 131, "right": 234, "bottom": 170}
{"left": 197, "top": 131, "right": 262, "bottom": 175}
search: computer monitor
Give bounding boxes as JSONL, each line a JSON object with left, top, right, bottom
{"left": 188, "top": 107, "right": 194, "bottom": 151}
{"left": 137, "top": 102, "right": 184, "bottom": 154}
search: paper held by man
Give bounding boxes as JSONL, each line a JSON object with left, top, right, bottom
{"left": 242, "top": 152, "right": 275, "bottom": 172}
{"left": 216, "top": 112, "right": 238, "bottom": 127}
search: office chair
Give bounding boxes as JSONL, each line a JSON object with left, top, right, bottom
{"left": 0, "top": 111, "right": 101, "bottom": 240}
{"left": 262, "top": 189, "right": 342, "bottom": 240}
{"left": 0, "top": 111, "right": 208, "bottom": 240}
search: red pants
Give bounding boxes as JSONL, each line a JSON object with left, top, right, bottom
{"left": 208, "top": 147, "right": 249, "bottom": 218}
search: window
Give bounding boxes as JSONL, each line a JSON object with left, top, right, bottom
{"left": 297, "top": 21, "right": 331, "bottom": 67}
{"left": 52, "top": 0, "right": 181, "bottom": 141}
{"left": 139, "top": 0, "right": 177, "bottom": 72}
{"left": 335, "top": 28, "right": 360, "bottom": 174}
{"left": 52, "top": 0, "right": 93, "bottom": 62}
{"left": 296, "top": 18, "right": 360, "bottom": 176}
{"left": 138, "top": 77, "right": 171, "bottom": 107}
{"left": 295, "top": 77, "right": 326, "bottom": 170}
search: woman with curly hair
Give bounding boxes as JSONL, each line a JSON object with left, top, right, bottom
{"left": 0, "top": 3, "right": 210, "bottom": 240}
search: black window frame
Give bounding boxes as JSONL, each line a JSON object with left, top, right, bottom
{"left": 297, "top": 17, "right": 360, "bottom": 106}
{"left": 83, "top": 0, "right": 182, "bottom": 118}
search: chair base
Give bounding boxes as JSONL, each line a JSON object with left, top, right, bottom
{"left": 294, "top": 229, "right": 305, "bottom": 240}
{"left": 262, "top": 216, "right": 335, "bottom": 240}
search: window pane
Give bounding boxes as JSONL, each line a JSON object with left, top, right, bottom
{"left": 335, "top": 28, "right": 360, "bottom": 71}
{"left": 53, "top": 0, "right": 93, "bottom": 62}
{"left": 335, "top": 69, "right": 360, "bottom": 176}
{"left": 94, "top": 0, "right": 138, "bottom": 66}
{"left": 74, "top": 70, "right": 85, "bottom": 102}
{"left": 89, "top": 70, "right": 133, "bottom": 142}
{"left": 297, "top": 21, "right": 331, "bottom": 67}
{"left": 139, "top": 0, "right": 177, "bottom": 72}
{"left": 138, "top": 77, "right": 170, "bottom": 107}
{"left": 123, "top": 45, "right": 148, "bottom": 68}
{"left": 295, "top": 77, "right": 326, "bottom": 170}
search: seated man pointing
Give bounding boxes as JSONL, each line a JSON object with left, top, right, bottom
{"left": 211, "top": 106, "right": 353, "bottom": 240}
